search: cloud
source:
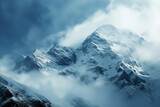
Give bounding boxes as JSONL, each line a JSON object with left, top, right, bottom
{"left": 0, "top": 0, "right": 110, "bottom": 57}
{"left": 59, "top": 0, "right": 160, "bottom": 47}
{"left": 0, "top": 0, "right": 51, "bottom": 56}
{"left": 0, "top": 58, "right": 157, "bottom": 107}
{"left": 0, "top": 55, "right": 15, "bottom": 72}
{"left": 59, "top": 0, "right": 160, "bottom": 76}
{"left": 0, "top": 67, "right": 128, "bottom": 107}
{"left": 1, "top": 0, "right": 160, "bottom": 107}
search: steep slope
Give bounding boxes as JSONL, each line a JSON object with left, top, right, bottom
{"left": 72, "top": 31, "right": 150, "bottom": 96}
{"left": 0, "top": 74, "right": 54, "bottom": 107}
{"left": 14, "top": 45, "right": 76, "bottom": 72}
{"left": 48, "top": 45, "right": 76, "bottom": 66}
{"left": 14, "top": 49, "right": 53, "bottom": 72}
{"left": 95, "top": 25, "right": 146, "bottom": 59}
{"left": 13, "top": 25, "right": 151, "bottom": 98}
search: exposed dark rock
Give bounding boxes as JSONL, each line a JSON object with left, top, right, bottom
{"left": 48, "top": 45, "right": 77, "bottom": 66}
{"left": 90, "top": 66, "right": 107, "bottom": 75}
{"left": 0, "top": 75, "right": 54, "bottom": 107}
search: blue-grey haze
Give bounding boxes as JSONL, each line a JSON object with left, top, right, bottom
{"left": 0, "top": 0, "right": 110, "bottom": 57}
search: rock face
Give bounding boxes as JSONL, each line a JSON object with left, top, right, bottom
{"left": 48, "top": 45, "right": 76, "bottom": 66}
{"left": 0, "top": 75, "right": 54, "bottom": 107}
{"left": 14, "top": 49, "right": 53, "bottom": 72}
{"left": 14, "top": 45, "right": 77, "bottom": 72}
{"left": 13, "top": 25, "right": 151, "bottom": 98}
{"left": 75, "top": 31, "right": 149, "bottom": 95}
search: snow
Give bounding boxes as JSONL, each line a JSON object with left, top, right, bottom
{"left": 33, "top": 49, "right": 52, "bottom": 64}
{"left": 14, "top": 25, "right": 149, "bottom": 83}
{"left": 10, "top": 24, "right": 153, "bottom": 106}
{"left": 0, "top": 74, "right": 53, "bottom": 106}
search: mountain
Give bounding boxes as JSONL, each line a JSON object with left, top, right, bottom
{"left": 48, "top": 45, "right": 77, "bottom": 66}
{"left": 14, "top": 45, "right": 77, "bottom": 73}
{"left": 13, "top": 25, "right": 152, "bottom": 99}
{"left": 8, "top": 24, "right": 160, "bottom": 107}
{"left": 14, "top": 49, "right": 53, "bottom": 72}
{"left": 74, "top": 30, "right": 151, "bottom": 98}
{"left": 0, "top": 74, "right": 54, "bottom": 107}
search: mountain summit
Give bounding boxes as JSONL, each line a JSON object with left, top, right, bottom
{"left": 9, "top": 25, "right": 156, "bottom": 107}
{"left": 14, "top": 25, "right": 150, "bottom": 93}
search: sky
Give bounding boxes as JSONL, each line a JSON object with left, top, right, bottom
{"left": 0, "top": 1, "right": 160, "bottom": 107}
{"left": 59, "top": 0, "right": 160, "bottom": 47}
{"left": 0, "top": 0, "right": 160, "bottom": 62}
{"left": 57, "top": 0, "right": 160, "bottom": 66}
{"left": 0, "top": 0, "right": 110, "bottom": 57}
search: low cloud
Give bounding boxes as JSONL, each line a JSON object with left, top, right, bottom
{"left": 0, "top": 55, "right": 158, "bottom": 107}
{"left": 0, "top": 67, "right": 127, "bottom": 107}
{"left": 1, "top": 0, "right": 160, "bottom": 107}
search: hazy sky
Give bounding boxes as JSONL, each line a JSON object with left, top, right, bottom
{"left": 59, "top": 0, "right": 160, "bottom": 47}
{"left": 1, "top": 0, "right": 160, "bottom": 61}
{"left": 0, "top": 1, "right": 160, "bottom": 107}
{"left": 0, "top": 0, "right": 110, "bottom": 57}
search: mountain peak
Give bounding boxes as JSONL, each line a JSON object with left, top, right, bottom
{"left": 48, "top": 45, "right": 76, "bottom": 66}
{"left": 95, "top": 24, "right": 117, "bottom": 35}
{"left": 82, "top": 32, "right": 110, "bottom": 46}
{"left": 79, "top": 32, "right": 116, "bottom": 57}
{"left": 33, "top": 49, "right": 42, "bottom": 56}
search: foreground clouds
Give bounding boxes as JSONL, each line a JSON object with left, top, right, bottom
{"left": 0, "top": 66, "right": 127, "bottom": 107}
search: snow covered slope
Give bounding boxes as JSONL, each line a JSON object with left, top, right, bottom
{"left": 73, "top": 30, "right": 151, "bottom": 97}
{"left": 48, "top": 45, "right": 76, "bottom": 66}
{"left": 0, "top": 74, "right": 54, "bottom": 107}
{"left": 13, "top": 25, "right": 151, "bottom": 98}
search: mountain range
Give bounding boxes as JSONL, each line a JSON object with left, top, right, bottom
{"left": 0, "top": 25, "right": 159, "bottom": 107}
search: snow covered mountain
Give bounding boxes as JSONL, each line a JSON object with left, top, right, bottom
{"left": 0, "top": 74, "right": 54, "bottom": 107}
{"left": 13, "top": 25, "right": 152, "bottom": 98}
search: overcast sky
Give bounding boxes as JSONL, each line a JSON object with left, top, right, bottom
{"left": 0, "top": 0, "right": 110, "bottom": 57}
{"left": 1, "top": 0, "right": 160, "bottom": 60}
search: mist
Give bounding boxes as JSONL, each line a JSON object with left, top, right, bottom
{"left": 0, "top": 65, "right": 124, "bottom": 107}
{"left": 0, "top": 55, "right": 158, "bottom": 107}
{"left": 0, "top": 0, "right": 160, "bottom": 107}
{"left": 58, "top": 0, "right": 160, "bottom": 78}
